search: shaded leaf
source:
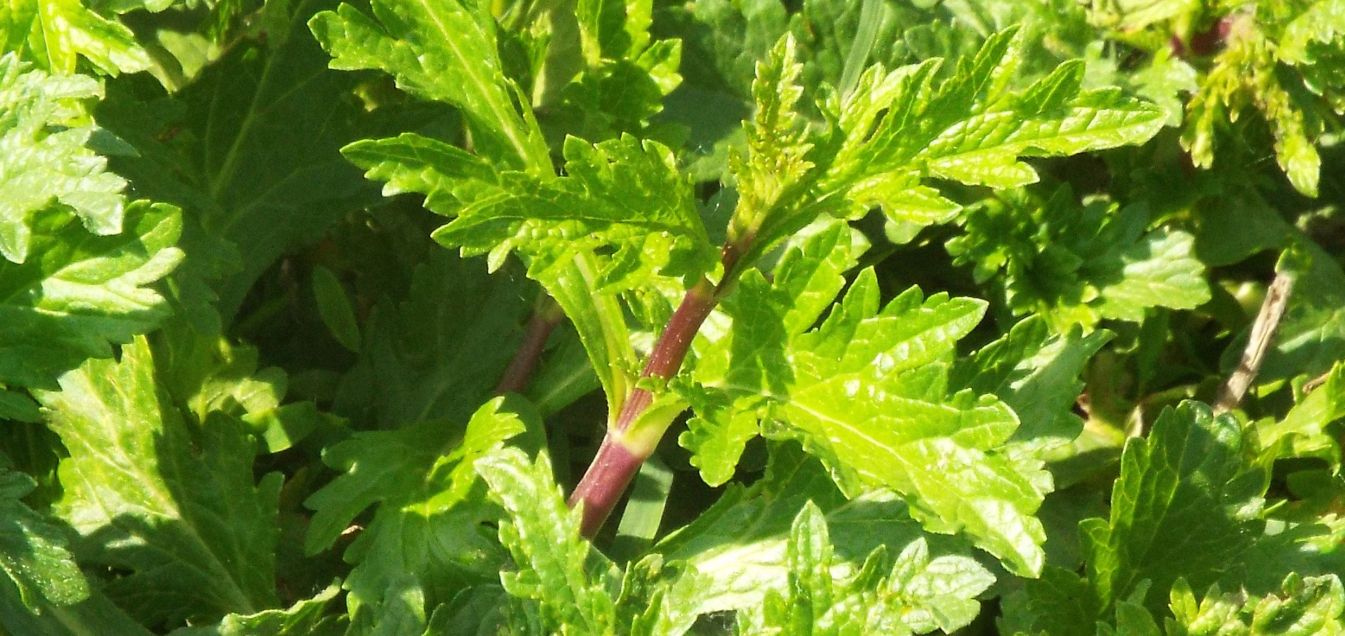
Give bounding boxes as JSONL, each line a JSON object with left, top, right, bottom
{"left": 36, "top": 338, "right": 279, "bottom": 628}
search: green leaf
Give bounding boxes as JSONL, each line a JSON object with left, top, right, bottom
{"left": 1111, "top": 596, "right": 1163, "bottom": 636}
{"left": 1168, "top": 574, "right": 1345, "bottom": 635}
{"left": 333, "top": 251, "right": 530, "bottom": 427}
{"left": 749, "top": 502, "right": 836, "bottom": 633}
{"left": 1128, "top": 48, "right": 1198, "bottom": 128}
{"left": 1248, "top": 574, "right": 1345, "bottom": 635}
{"left": 341, "top": 141, "right": 629, "bottom": 423}
{"left": 35, "top": 337, "right": 280, "bottom": 628}
{"left": 998, "top": 566, "right": 1099, "bottom": 635}
{"left": 1182, "top": 7, "right": 1345, "bottom": 198}
{"left": 613, "top": 554, "right": 706, "bottom": 636}
{"left": 724, "top": 34, "right": 813, "bottom": 248}
{"left": 779, "top": 273, "right": 1048, "bottom": 575}
{"left": 741, "top": 499, "right": 996, "bottom": 634}
{"left": 952, "top": 316, "right": 1113, "bottom": 456}
{"left": 1166, "top": 578, "right": 1245, "bottom": 636}
{"left": 786, "top": 0, "right": 949, "bottom": 101}
{"left": 1257, "top": 243, "right": 1345, "bottom": 384}
{"left": 685, "top": 220, "right": 1049, "bottom": 574}
{"left": 880, "top": 534, "right": 998, "bottom": 634}
{"left": 649, "top": 0, "right": 782, "bottom": 179}
{"left": 303, "top": 398, "right": 528, "bottom": 627}
{"left": 727, "top": 26, "right": 1165, "bottom": 268}
{"left": 540, "top": 255, "right": 639, "bottom": 424}
{"left": 147, "top": 315, "right": 298, "bottom": 431}
{"left": 0, "top": 585, "right": 152, "bottom": 636}
{"left": 682, "top": 219, "right": 867, "bottom": 485}
{"left": 1258, "top": 360, "right": 1345, "bottom": 467}
{"left": 311, "top": 265, "right": 360, "bottom": 352}
{"left": 97, "top": 0, "right": 399, "bottom": 317}
{"left": 1083, "top": 402, "right": 1265, "bottom": 615}
{"left": 341, "top": 133, "right": 500, "bottom": 218}
{"left": 0, "top": 467, "right": 88, "bottom": 613}
{"left": 1279, "top": 1, "right": 1345, "bottom": 65}
{"left": 1192, "top": 185, "right": 1294, "bottom": 268}
{"left": 433, "top": 134, "right": 715, "bottom": 290}
{"left": 655, "top": 443, "right": 994, "bottom": 632}
{"left": 0, "top": 0, "right": 149, "bottom": 75}
{"left": 1004, "top": 402, "right": 1345, "bottom": 633}
{"left": 1239, "top": 510, "right": 1345, "bottom": 598}
{"left": 308, "top": 0, "right": 550, "bottom": 171}
{"left": 948, "top": 186, "right": 1209, "bottom": 331}
{"left": 0, "top": 55, "right": 126, "bottom": 265}
{"left": 238, "top": 402, "right": 324, "bottom": 454}
{"left": 0, "top": 388, "right": 40, "bottom": 422}
{"left": 652, "top": 0, "right": 786, "bottom": 99}
{"left": 820, "top": 27, "right": 1165, "bottom": 223}
{"left": 544, "top": 0, "right": 683, "bottom": 142}
{"left": 475, "top": 447, "right": 619, "bottom": 634}
{"left": 0, "top": 202, "right": 182, "bottom": 390}
{"left": 407, "top": 134, "right": 714, "bottom": 421}
{"left": 167, "top": 583, "right": 344, "bottom": 636}
{"left": 1096, "top": 0, "right": 1198, "bottom": 31}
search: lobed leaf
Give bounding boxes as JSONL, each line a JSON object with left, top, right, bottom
{"left": 821, "top": 28, "right": 1165, "bottom": 223}
{"left": 951, "top": 316, "right": 1113, "bottom": 455}
{"left": 733, "top": 26, "right": 1166, "bottom": 267}
{"left": 0, "top": 202, "right": 182, "bottom": 390}
{"left": 1084, "top": 403, "right": 1265, "bottom": 613}
{"left": 309, "top": 0, "right": 549, "bottom": 171}
{"left": 434, "top": 134, "right": 715, "bottom": 289}
{"left": 681, "top": 219, "right": 865, "bottom": 485}
{"left": 0, "top": 468, "right": 88, "bottom": 613}
{"left": 0, "top": 55, "right": 126, "bottom": 265}
{"left": 167, "top": 583, "right": 343, "bottom": 636}
{"left": 331, "top": 251, "right": 530, "bottom": 427}
{"left": 475, "top": 448, "right": 619, "bottom": 634}
{"left": 1182, "top": 6, "right": 1345, "bottom": 198}
{"left": 546, "top": 0, "right": 683, "bottom": 142}
{"left": 1257, "top": 360, "right": 1345, "bottom": 468}
{"left": 97, "top": 0, "right": 395, "bottom": 318}
{"left": 0, "top": 0, "right": 149, "bottom": 75}
{"left": 655, "top": 444, "right": 994, "bottom": 631}
{"left": 686, "top": 231, "right": 1050, "bottom": 574}
{"left": 35, "top": 338, "right": 280, "bottom": 628}
{"left": 948, "top": 186, "right": 1209, "bottom": 331}
{"left": 303, "top": 398, "right": 528, "bottom": 627}
{"left": 999, "top": 401, "right": 1330, "bottom": 633}
{"left": 740, "top": 499, "right": 995, "bottom": 634}
{"left": 1168, "top": 573, "right": 1345, "bottom": 635}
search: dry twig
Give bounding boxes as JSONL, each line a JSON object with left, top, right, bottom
{"left": 1215, "top": 273, "right": 1295, "bottom": 413}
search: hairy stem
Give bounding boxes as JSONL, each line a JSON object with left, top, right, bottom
{"left": 494, "top": 296, "right": 564, "bottom": 395}
{"left": 568, "top": 244, "right": 743, "bottom": 538}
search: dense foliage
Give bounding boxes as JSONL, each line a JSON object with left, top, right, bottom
{"left": 2, "top": 0, "right": 1344, "bottom": 633}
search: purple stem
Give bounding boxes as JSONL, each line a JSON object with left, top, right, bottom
{"left": 494, "top": 300, "right": 563, "bottom": 395}
{"left": 569, "top": 436, "right": 646, "bottom": 538}
{"left": 568, "top": 244, "right": 743, "bottom": 538}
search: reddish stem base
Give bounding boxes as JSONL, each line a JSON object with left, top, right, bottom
{"left": 568, "top": 434, "right": 645, "bottom": 538}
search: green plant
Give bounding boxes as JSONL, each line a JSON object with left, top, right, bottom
{"left": 2, "top": 0, "right": 1344, "bottom": 633}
